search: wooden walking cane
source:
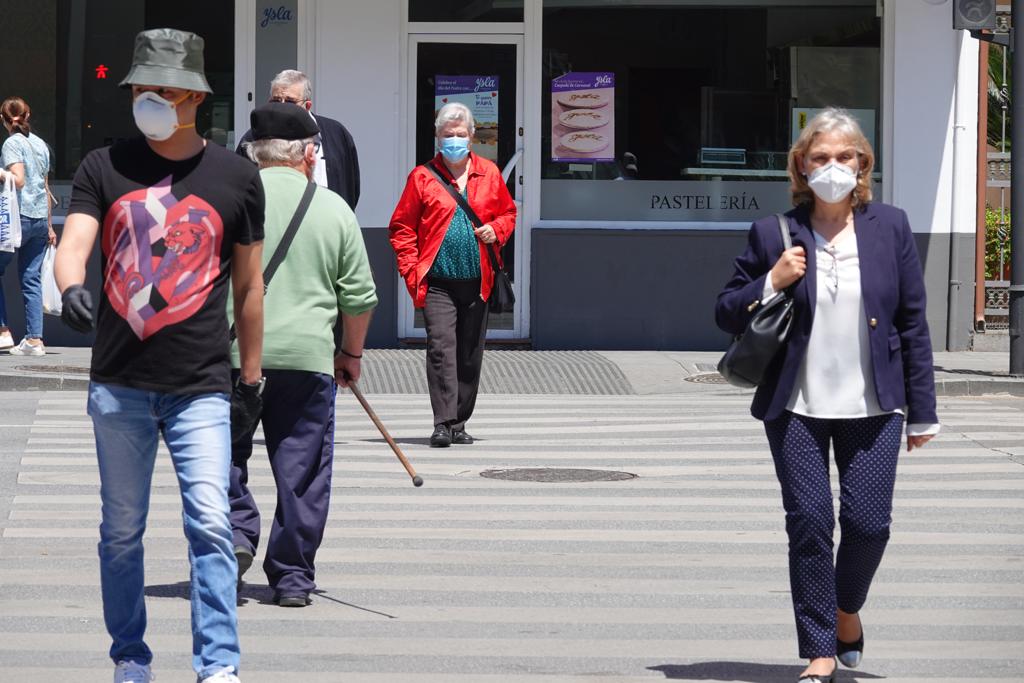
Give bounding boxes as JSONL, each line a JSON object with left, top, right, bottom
{"left": 347, "top": 380, "right": 423, "bottom": 487}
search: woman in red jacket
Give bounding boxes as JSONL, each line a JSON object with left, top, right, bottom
{"left": 389, "top": 102, "right": 517, "bottom": 447}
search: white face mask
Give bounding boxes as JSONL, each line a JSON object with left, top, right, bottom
{"left": 132, "top": 91, "right": 194, "bottom": 141}
{"left": 807, "top": 160, "right": 858, "bottom": 204}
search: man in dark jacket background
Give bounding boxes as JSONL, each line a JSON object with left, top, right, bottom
{"left": 236, "top": 69, "right": 360, "bottom": 209}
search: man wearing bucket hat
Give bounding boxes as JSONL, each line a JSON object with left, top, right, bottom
{"left": 55, "top": 28, "right": 264, "bottom": 683}
{"left": 229, "top": 102, "right": 376, "bottom": 608}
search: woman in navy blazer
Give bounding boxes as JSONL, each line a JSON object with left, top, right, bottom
{"left": 716, "top": 108, "right": 938, "bottom": 683}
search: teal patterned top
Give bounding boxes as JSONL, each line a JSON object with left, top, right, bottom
{"left": 429, "top": 188, "right": 481, "bottom": 279}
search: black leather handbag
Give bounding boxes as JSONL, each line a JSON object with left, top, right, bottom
{"left": 717, "top": 214, "right": 797, "bottom": 388}
{"left": 425, "top": 162, "right": 516, "bottom": 314}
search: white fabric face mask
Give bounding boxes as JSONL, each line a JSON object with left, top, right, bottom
{"left": 807, "top": 161, "right": 858, "bottom": 204}
{"left": 132, "top": 91, "right": 193, "bottom": 141}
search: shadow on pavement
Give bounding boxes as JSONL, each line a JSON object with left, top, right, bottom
{"left": 648, "top": 662, "right": 884, "bottom": 681}
{"left": 144, "top": 581, "right": 190, "bottom": 600}
{"left": 144, "top": 582, "right": 399, "bottom": 618}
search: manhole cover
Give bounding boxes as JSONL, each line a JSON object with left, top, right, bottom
{"left": 480, "top": 468, "right": 637, "bottom": 483}
{"left": 684, "top": 372, "right": 729, "bottom": 384}
{"left": 14, "top": 364, "right": 90, "bottom": 375}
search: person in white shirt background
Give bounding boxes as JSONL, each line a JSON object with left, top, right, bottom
{"left": 0, "top": 96, "right": 57, "bottom": 355}
{"left": 716, "top": 107, "right": 939, "bottom": 683}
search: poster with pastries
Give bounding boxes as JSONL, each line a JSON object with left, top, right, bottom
{"left": 435, "top": 75, "right": 499, "bottom": 162}
{"left": 551, "top": 72, "right": 614, "bottom": 162}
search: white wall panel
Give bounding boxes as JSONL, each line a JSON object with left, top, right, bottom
{"left": 891, "top": 0, "right": 979, "bottom": 235}
{"left": 312, "top": 0, "right": 402, "bottom": 227}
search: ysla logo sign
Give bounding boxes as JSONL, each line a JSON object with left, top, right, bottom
{"left": 595, "top": 74, "right": 613, "bottom": 87}
{"left": 474, "top": 76, "right": 497, "bottom": 92}
{"left": 261, "top": 6, "right": 294, "bottom": 28}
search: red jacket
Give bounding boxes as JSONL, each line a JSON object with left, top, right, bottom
{"left": 389, "top": 153, "right": 517, "bottom": 308}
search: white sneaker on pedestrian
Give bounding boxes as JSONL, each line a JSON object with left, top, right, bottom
{"left": 8, "top": 337, "right": 44, "bottom": 356}
{"left": 200, "top": 667, "right": 240, "bottom": 683}
{"left": 114, "top": 660, "right": 154, "bottom": 683}
{"left": 0, "top": 330, "right": 13, "bottom": 349}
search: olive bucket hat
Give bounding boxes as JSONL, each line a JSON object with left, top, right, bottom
{"left": 119, "top": 28, "right": 213, "bottom": 93}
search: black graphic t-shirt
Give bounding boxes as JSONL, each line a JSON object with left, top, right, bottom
{"left": 69, "top": 137, "right": 265, "bottom": 394}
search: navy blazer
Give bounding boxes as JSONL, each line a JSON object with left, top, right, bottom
{"left": 237, "top": 113, "right": 361, "bottom": 209}
{"left": 715, "top": 202, "right": 938, "bottom": 425}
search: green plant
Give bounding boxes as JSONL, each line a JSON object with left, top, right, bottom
{"left": 985, "top": 206, "right": 1011, "bottom": 281}
{"left": 988, "top": 45, "right": 1012, "bottom": 152}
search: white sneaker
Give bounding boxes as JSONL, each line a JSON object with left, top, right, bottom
{"left": 200, "top": 667, "right": 240, "bottom": 683}
{"left": 114, "top": 660, "right": 154, "bottom": 683}
{"left": 8, "top": 338, "right": 44, "bottom": 356}
{"left": 0, "top": 330, "right": 13, "bottom": 349}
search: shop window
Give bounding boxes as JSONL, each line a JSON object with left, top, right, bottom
{"left": 409, "top": 0, "right": 524, "bottom": 23}
{"left": 2, "top": 0, "right": 234, "bottom": 217}
{"left": 541, "top": 0, "right": 881, "bottom": 222}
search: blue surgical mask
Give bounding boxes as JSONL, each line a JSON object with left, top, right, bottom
{"left": 440, "top": 136, "right": 470, "bottom": 163}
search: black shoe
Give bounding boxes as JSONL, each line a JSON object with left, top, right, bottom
{"left": 451, "top": 429, "right": 474, "bottom": 445}
{"left": 798, "top": 660, "right": 836, "bottom": 682}
{"left": 234, "top": 545, "right": 254, "bottom": 589}
{"left": 274, "top": 593, "right": 311, "bottom": 607}
{"left": 837, "top": 629, "right": 864, "bottom": 668}
{"left": 430, "top": 424, "right": 452, "bottom": 448}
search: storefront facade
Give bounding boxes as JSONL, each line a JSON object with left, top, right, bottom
{"left": 2, "top": 1, "right": 981, "bottom": 351}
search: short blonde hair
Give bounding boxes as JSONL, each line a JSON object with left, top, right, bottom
{"left": 787, "top": 107, "right": 874, "bottom": 208}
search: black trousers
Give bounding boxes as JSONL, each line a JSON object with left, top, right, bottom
{"left": 229, "top": 369, "right": 336, "bottom": 597}
{"left": 422, "top": 276, "right": 488, "bottom": 431}
{"left": 763, "top": 411, "right": 904, "bottom": 659}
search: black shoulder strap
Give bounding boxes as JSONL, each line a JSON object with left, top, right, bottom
{"left": 423, "top": 161, "right": 505, "bottom": 272}
{"left": 424, "top": 161, "right": 484, "bottom": 227}
{"left": 263, "top": 181, "right": 317, "bottom": 289}
{"left": 230, "top": 181, "right": 317, "bottom": 342}
{"left": 776, "top": 213, "right": 792, "bottom": 250}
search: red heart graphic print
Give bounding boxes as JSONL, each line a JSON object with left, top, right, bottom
{"left": 102, "top": 176, "right": 224, "bottom": 340}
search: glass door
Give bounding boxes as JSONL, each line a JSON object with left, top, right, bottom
{"left": 401, "top": 34, "right": 525, "bottom": 340}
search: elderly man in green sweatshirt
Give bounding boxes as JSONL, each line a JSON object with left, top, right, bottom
{"left": 228, "top": 102, "right": 377, "bottom": 608}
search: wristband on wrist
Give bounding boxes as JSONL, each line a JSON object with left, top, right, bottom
{"left": 340, "top": 349, "right": 362, "bottom": 359}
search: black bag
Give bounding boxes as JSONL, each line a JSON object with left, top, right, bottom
{"left": 424, "top": 162, "right": 516, "bottom": 314}
{"left": 717, "top": 214, "right": 797, "bottom": 388}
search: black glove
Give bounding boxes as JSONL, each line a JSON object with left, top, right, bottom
{"left": 230, "top": 378, "right": 264, "bottom": 444}
{"left": 61, "top": 285, "right": 95, "bottom": 333}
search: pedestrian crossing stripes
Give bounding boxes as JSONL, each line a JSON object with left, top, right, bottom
{"left": 1, "top": 390, "right": 1022, "bottom": 682}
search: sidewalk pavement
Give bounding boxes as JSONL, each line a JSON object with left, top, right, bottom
{"left": 0, "top": 346, "right": 1021, "bottom": 396}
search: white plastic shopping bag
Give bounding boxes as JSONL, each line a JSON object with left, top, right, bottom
{"left": 0, "top": 173, "right": 21, "bottom": 252}
{"left": 41, "top": 244, "right": 62, "bottom": 316}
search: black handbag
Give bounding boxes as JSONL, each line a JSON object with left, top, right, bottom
{"left": 424, "top": 162, "right": 516, "bottom": 314}
{"left": 717, "top": 214, "right": 797, "bottom": 388}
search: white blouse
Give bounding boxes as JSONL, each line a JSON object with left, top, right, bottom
{"left": 762, "top": 230, "right": 940, "bottom": 436}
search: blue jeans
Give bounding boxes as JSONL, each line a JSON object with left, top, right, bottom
{"left": 88, "top": 382, "right": 240, "bottom": 679}
{"left": 0, "top": 215, "right": 47, "bottom": 338}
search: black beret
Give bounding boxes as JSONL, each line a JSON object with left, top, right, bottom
{"left": 250, "top": 102, "right": 320, "bottom": 141}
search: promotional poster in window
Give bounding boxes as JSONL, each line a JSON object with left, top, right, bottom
{"left": 435, "top": 75, "right": 500, "bottom": 162}
{"left": 551, "top": 71, "right": 615, "bottom": 163}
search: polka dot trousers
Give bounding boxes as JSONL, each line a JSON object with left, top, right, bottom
{"left": 764, "top": 410, "right": 904, "bottom": 659}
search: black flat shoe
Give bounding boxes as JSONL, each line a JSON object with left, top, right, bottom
{"left": 234, "top": 545, "right": 253, "bottom": 590}
{"left": 837, "top": 629, "right": 864, "bottom": 668}
{"left": 798, "top": 661, "right": 836, "bottom": 682}
{"left": 274, "top": 593, "right": 311, "bottom": 607}
{"left": 451, "top": 429, "right": 474, "bottom": 445}
{"left": 430, "top": 424, "right": 451, "bottom": 448}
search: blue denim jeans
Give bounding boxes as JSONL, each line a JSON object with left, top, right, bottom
{"left": 0, "top": 215, "right": 48, "bottom": 337}
{"left": 88, "top": 382, "right": 240, "bottom": 679}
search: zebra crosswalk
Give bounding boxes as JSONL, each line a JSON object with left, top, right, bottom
{"left": 1, "top": 390, "right": 1023, "bottom": 682}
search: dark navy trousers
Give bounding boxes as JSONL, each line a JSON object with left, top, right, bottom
{"left": 764, "top": 411, "right": 903, "bottom": 659}
{"left": 229, "top": 369, "right": 336, "bottom": 597}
